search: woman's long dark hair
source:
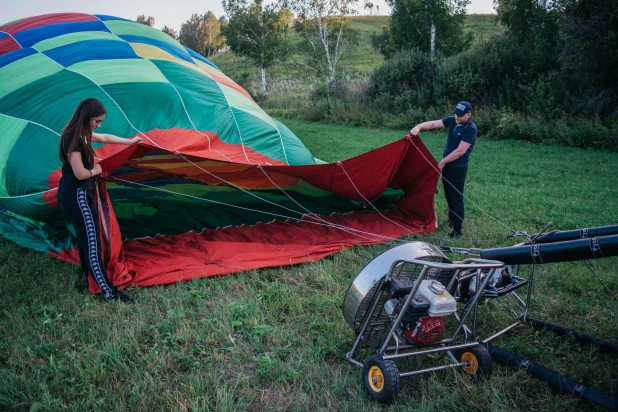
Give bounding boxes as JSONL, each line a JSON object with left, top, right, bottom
{"left": 59, "top": 98, "right": 107, "bottom": 165}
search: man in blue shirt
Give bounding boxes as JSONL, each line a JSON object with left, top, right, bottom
{"left": 410, "top": 101, "right": 477, "bottom": 238}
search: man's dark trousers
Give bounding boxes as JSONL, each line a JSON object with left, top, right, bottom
{"left": 442, "top": 164, "right": 468, "bottom": 233}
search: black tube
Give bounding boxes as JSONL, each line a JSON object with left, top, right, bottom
{"left": 526, "top": 317, "right": 618, "bottom": 354}
{"left": 531, "top": 225, "right": 618, "bottom": 244}
{"left": 484, "top": 343, "right": 615, "bottom": 410}
{"left": 480, "top": 235, "right": 618, "bottom": 265}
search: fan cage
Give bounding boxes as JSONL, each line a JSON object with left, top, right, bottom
{"left": 353, "top": 256, "right": 456, "bottom": 347}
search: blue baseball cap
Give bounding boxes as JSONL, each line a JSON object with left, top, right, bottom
{"left": 453, "top": 101, "right": 472, "bottom": 116}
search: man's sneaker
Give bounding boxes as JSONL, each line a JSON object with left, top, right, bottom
{"left": 449, "top": 230, "right": 463, "bottom": 239}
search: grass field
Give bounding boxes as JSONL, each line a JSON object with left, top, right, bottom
{"left": 1, "top": 120, "right": 617, "bottom": 411}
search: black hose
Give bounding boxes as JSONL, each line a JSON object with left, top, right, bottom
{"left": 483, "top": 343, "right": 615, "bottom": 410}
{"left": 531, "top": 225, "right": 618, "bottom": 244}
{"left": 525, "top": 317, "right": 618, "bottom": 354}
{"left": 480, "top": 235, "right": 618, "bottom": 265}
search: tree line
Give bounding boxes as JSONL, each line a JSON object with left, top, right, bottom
{"left": 371, "top": 0, "right": 617, "bottom": 121}
{"left": 137, "top": 0, "right": 617, "bottom": 149}
{"left": 136, "top": 13, "right": 228, "bottom": 58}
{"left": 136, "top": 0, "right": 359, "bottom": 103}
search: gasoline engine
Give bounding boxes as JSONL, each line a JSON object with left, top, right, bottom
{"left": 343, "top": 228, "right": 618, "bottom": 406}
{"left": 382, "top": 278, "right": 457, "bottom": 345}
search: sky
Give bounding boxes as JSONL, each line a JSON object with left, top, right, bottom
{"left": 0, "top": 0, "right": 496, "bottom": 32}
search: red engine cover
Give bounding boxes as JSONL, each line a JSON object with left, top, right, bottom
{"left": 403, "top": 317, "right": 445, "bottom": 344}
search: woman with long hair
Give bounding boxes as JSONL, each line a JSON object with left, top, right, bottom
{"left": 58, "top": 98, "right": 141, "bottom": 302}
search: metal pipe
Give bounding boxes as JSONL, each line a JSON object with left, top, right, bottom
{"left": 523, "top": 265, "right": 535, "bottom": 319}
{"left": 385, "top": 258, "right": 503, "bottom": 274}
{"left": 348, "top": 280, "right": 388, "bottom": 361}
{"left": 482, "top": 321, "right": 521, "bottom": 343}
{"left": 383, "top": 342, "right": 478, "bottom": 360}
{"left": 511, "top": 291, "right": 526, "bottom": 308}
{"left": 345, "top": 356, "right": 363, "bottom": 367}
{"left": 400, "top": 362, "right": 468, "bottom": 377}
{"left": 384, "top": 338, "right": 455, "bottom": 352}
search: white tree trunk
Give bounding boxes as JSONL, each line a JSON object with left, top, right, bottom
{"left": 430, "top": 22, "right": 436, "bottom": 58}
{"left": 261, "top": 66, "right": 268, "bottom": 101}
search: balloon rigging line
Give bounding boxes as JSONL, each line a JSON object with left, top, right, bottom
{"left": 153, "top": 154, "right": 407, "bottom": 244}
{"left": 16, "top": 40, "right": 405, "bottom": 246}
{"left": 337, "top": 161, "right": 415, "bottom": 236}
{"left": 0, "top": 31, "right": 505, "bottom": 246}
{"left": 109, "top": 175, "right": 399, "bottom": 243}
{"left": 0, "top": 112, "right": 60, "bottom": 136}
{"left": 0, "top": 30, "right": 23, "bottom": 49}
{"left": 0, "top": 187, "right": 57, "bottom": 199}
{"left": 271, "top": 120, "right": 289, "bottom": 165}
{"left": 256, "top": 167, "right": 411, "bottom": 244}
{"left": 163, "top": 80, "right": 234, "bottom": 163}
{"left": 406, "top": 136, "right": 518, "bottom": 234}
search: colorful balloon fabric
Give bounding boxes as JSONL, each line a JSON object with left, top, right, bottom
{"left": 0, "top": 13, "right": 439, "bottom": 291}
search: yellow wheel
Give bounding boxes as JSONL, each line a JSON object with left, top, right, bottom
{"left": 460, "top": 351, "right": 479, "bottom": 374}
{"left": 455, "top": 345, "right": 492, "bottom": 378}
{"left": 362, "top": 354, "right": 400, "bottom": 404}
{"left": 368, "top": 366, "right": 385, "bottom": 392}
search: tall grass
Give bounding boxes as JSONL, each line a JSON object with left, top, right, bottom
{"left": 1, "top": 120, "right": 617, "bottom": 410}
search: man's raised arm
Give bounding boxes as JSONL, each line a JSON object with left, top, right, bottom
{"left": 410, "top": 120, "right": 445, "bottom": 136}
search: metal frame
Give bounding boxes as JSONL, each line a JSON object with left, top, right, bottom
{"left": 345, "top": 257, "right": 505, "bottom": 377}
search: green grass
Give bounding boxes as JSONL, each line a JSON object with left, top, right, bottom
{"left": 1, "top": 120, "right": 618, "bottom": 410}
{"left": 465, "top": 14, "right": 504, "bottom": 43}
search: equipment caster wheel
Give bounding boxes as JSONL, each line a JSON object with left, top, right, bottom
{"left": 361, "top": 354, "right": 400, "bottom": 404}
{"left": 454, "top": 345, "right": 492, "bottom": 378}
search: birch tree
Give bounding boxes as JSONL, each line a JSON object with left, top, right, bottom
{"left": 380, "top": 0, "right": 471, "bottom": 58}
{"left": 289, "top": 0, "right": 359, "bottom": 93}
{"left": 223, "top": 0, "right": 291, "bottom": 101}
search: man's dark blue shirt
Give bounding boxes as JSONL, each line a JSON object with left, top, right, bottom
{"left": 441, "top": 116, "right": 477, "bottom": 167}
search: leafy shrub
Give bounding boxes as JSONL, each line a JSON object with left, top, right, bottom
{"left": 486, "top": 110, "right": 618, "bottom": 150}
{"left": 367, "top": 49, "right": 437, "bottom": 111}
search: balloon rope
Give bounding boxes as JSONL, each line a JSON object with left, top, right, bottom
{"left": 406, "top": 136, "right": 517, "bottom": 234}
{"left": 337, "top": 161, "right": 414, "bottom": 235}
{"left": 257, "top": 167, "right": 409, "bottom": 243}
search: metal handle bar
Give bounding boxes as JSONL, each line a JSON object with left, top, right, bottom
{"left": 386, "top": 258, "right": 504, "bottom": 275}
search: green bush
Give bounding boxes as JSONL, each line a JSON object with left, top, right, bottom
{"left": 271, "top": 101, "right": 618, "bottom": 152}
{"left": 367, "top": 49, "right": 437, "bottom": 111}
{"left": 435, "top": 37, "right": 535, "bottom": 111}
{"left": 485, "top": 110, "right": 618, "bottom": 151}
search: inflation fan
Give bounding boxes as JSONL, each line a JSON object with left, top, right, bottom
{"left": 342, "top": 225, "right": 618, "bottom": 406}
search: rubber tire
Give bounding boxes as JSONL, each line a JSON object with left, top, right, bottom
{"left": 454, "top": 345, "right": 493, "bottom": 378}
{"left": 361, "top": 354, "right": 400, "bottom": 404}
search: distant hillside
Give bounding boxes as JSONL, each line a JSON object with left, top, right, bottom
{"left": 210, "top": 15, "right": 503, "bottom": 109}
{"left": 211, "top": 14, "right": 502, "bottom": 82}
